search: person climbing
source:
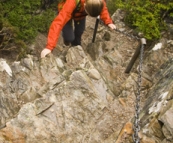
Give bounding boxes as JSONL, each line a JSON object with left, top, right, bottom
{"left": 41, "top": 0, "right": 116, "bottom": 58}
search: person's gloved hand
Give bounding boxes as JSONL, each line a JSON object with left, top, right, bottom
{"left": 108, "top": 23, "right": 116, "bottom": 30}
{"left": 41, "top": 48, "right": 51, "bottom": 58}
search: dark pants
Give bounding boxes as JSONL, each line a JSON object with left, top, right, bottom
{"left": 62, "top": 18, "right": 86, "bottom": 46}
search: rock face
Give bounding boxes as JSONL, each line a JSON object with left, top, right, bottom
{"left": 139, "top": 59, "right": 173, "bottom": 143}
{"left": 0, "top": 10, "right": 173, "bottom": 143}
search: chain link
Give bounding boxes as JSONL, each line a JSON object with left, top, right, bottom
{"left": 114, "top": 26, "right": 146, "bottom": 143}
{"left": 115, "top": 29, "right": 140, "bottom": 40}
{"left": 114, "top": 27, "right": 146, "bottom": 143}
{"left": 100, "top": 21, "right": 146, "bottom": 142}
{"left": 114, "top": 26, "right": 146, "bottom": 142}
{"left": 133, "top": 40, "right": 145, "bottom": 143}
{"left": 99, "top": 19, "right": 140, "bottom": 40}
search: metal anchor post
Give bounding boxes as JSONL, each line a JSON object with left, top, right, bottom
{"left": 125, "top": 38, "right": 146, "bottom": 73}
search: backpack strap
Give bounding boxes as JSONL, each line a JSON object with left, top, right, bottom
{"left": 73, "top": 0, "right": 81, "bottom": 13}
{"left": 58, "top": 0, "right": 81, "bottom": 13}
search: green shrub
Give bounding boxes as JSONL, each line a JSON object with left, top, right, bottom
{"left": 108, "top": 0, "right": 173, "bottom": 40}
{"left": 2, "top": 0, "right": 56, "bottom": 42}
{"left": 0, "top": 0, "right": 57, "bottom": 59}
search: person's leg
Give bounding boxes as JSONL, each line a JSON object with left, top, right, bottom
{"left": 72, "top": 18, "right": 86, "bottom": 46}
{"left": 62, "top": 19, "right": 75, "bottom": 45}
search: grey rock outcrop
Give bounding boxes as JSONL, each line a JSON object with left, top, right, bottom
{"left": 0, "top": 11, "right": 173, "bottom": 143}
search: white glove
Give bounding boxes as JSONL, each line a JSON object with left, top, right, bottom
{"left": 108, "top": 23, "right": 116, "bottom": 30}
{"left": 40, "top": 48, "right": 51, "bottom": 58}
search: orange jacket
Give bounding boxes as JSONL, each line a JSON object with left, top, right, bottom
{"left": 46, "top": 0, "right": 113, "bottom": 50}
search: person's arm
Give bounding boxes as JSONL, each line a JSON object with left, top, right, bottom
{"left": 100, "top": 0, "right": 116, "bottom": 30}
{"left": 41, "top": 0, "right": 76, "bottom": 58}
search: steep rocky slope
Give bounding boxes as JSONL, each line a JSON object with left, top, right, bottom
{"left": 0, "top": 10, "right": 173, "bottom": 143}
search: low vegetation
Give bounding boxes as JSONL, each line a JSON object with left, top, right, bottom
{"left": 0, "top": 0, "right": 57, "bottom": 59}
{"left": 108, "top": 0, "right": 173, "bottom": 40}
{"left": 0, "top": 0, "right": 173, "bottom": 59}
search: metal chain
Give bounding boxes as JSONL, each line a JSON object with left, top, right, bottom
{"left": 114, "top": 25, "right": 146, "bottom": 142}
{"left": 114, "top": 25, "right": 146, "bottom": 143}
{"left": 107, "top": 20, "right": 147, "bottom": 142}
{"left": 96, "top": 17, "right": 146, "bottom": 143}
{"left": 98, "top": 19, "right": 140, "bottom": 40}
{"left": 133, "top": 39, "right": 145, "bottom": 143}
{"left": 115, "top": 29, "right": 140, "bottom": 40}
{"left": 98, "top": 20, "right": 146, "bottom": 142}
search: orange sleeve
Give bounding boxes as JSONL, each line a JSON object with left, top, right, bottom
{"left": 100, "top": 0, "right": 113, "bottom": 25}
{"left": 46, "top": 0, "right": 76, "bottom": 50}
